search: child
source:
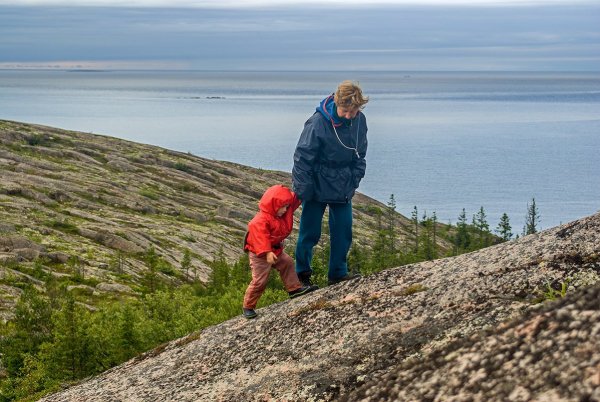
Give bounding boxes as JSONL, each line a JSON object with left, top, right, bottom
{"left": 242, "top": 184, "right": 316, "bottom": 319}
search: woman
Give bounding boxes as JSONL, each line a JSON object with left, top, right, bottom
{"left": 292, "top": 80, "right": 369, "bottom": 287}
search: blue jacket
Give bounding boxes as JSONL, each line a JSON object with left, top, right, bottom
{"left": 292, "top": 95, "right": 368, "bottom": 203}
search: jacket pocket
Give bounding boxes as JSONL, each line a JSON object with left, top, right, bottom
{"left": 315, "top": 166, "right": 353, "bottom": 202}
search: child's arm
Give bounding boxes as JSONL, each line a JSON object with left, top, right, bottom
{"left": 280, "top": 192, "right": 301, "bottom": 226}
{"left": 290, "top": 192, "right": 301, "bottom": 213}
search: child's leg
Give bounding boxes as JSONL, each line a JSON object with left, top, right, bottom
{"left": 273, "top": 252, "right": 302, "bottom": 292}
{"left": 243, "top": 253, "right": 272, "bottom": 309}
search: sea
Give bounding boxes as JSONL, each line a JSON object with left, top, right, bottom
{"left": 1, "top": 70, "right": 599, "bottom": 234}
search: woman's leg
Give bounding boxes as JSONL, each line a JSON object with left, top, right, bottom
{"left": 328, "top": 201, "right": 353, "bottom": 281}
{"left": 295, "top": 200, "right": 326, "bottom": 278}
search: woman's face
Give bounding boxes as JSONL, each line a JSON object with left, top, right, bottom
{"left": 337, "top": 105, "right": 360, "bottom": 120}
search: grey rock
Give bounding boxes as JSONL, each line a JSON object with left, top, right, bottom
{"left": 94, "top": 282, "right": 135, "bottom": 295}
{"left": 40, "top": 213, "right": 600, "bottom": 402}
{"left": 78, "top": 228, "right": 144, "bottom": 254}
{"left": 13, "top": 248, "right": 41, "bottom": 261}
{"left": 67, "top": 284, "right": 95, "bottom": 294}
{"left": 0, "top": 223, "right": 16, "bottom": 233}
{"left": 44, "top": 252, "right": 70, "bottom": 264}
{"left": 0, "top": 235, "right": 45, "bottom": 252}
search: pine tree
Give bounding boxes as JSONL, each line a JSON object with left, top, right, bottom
{"left": 472, "top": 206, "right": 490, "bottom": 248}
{"left": 208, "top": 247, "right": 230, "bottom": 293}
{"left": 419, "top": 211, "right": 435, "bottom": 260}
{"left": 68, "top": 255, "right": 84, "bottom": 282}
{"left": 348, "top": 243, "right": 366, "bottom": 275}
{"left": 181, "top": 248, "right": 192, "bottom": 280}
{"left": 431, "top": 211, "right": 438, "bottom": 259}
{"left": 387, "top": 194, "right": 397, "bottom": 257}
{"left": 118, "top": 304, "right": 141, "bottom": 362}
{"left": 0, "top": 287, "right": 52, "bottom": 378}
{"left": 496, "top": 213, "right": 513, "bottom": 241}
{"left": 48, "top": 294, "right": 94, "bottom": 381}
{"left": 373, "top": 207, "right": 387, "bottom": 270}
{"left": 454, "top": 208, "right": 471, "bottom": 253}
{"left": 143, "top": 246, "right": 160, "bottom": 293}
{"left": 411, "top": 206, "right": 419, "bottom": 253}
{"left": 110, "top": 250, "right": 125, "bottom": 274}
{"left": 523, "top": 198, "right": 540, "bottom": 236}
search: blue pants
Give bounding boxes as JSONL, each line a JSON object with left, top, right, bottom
{"left": 295, "top": 200, "right": 353, "bottom": 281}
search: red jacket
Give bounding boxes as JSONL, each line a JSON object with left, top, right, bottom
{"left": 244, "top": 185, "right": 301, "bottom": 257}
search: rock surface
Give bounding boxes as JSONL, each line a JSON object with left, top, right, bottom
{"left": 40, "top": 213, "right": 600, "bottom": 401}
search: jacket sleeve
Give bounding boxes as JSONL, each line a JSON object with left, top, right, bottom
{"left": 352, "top": 114, "right": 368, "bottom": 188}
{"left": 292, "top": 119, "right": 320, "bottom": 201}
{"left": 246, "top": 217, "right": 272, "bottom": 257}
{"left": 290, "top": 192, "right": 301, "bottom": 213}
{"left": 280, "top": 193, "right": 301, "bottom": 230}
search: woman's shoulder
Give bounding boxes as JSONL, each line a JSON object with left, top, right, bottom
{"left": 305, "top": 112, "right": 329, "bottom": 131}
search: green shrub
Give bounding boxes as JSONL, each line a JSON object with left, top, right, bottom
{"left": 534, "top": 279, "right": 569, "bottom": 303}
{"left": 45, "top": 219, "right": 79, "bottom": 234}
{"left": 26, "top": 134, "right": 50, "bottom": 146}
{"left": 139, "top": 188, "right": 160, "bottom": 200}
{"left": 174, "top": 162, "right": 193, "bottom": 173}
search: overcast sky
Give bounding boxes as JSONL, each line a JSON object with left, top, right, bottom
{"left": 1, "top": 0, "right": 599, "bottom": 70}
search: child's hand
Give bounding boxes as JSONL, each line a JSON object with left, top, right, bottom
{"left": 266, "top": 251, "right": 278, "bottom": 265}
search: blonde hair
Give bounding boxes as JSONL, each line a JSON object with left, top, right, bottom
{"left": 334, "top": 80, "right": 369, "bottom": 110}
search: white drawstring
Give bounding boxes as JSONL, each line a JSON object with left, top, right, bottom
{"left": 331, "top": 117, "right": 361, "bottom": 159}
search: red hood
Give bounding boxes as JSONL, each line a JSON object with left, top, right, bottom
{"left": 258, "top": 185, "right": 294, "bottom": 216}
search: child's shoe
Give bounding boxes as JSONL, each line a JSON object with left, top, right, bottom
{"left": 288, "top": 284, "right": 317, "bottom": 299}
{"left": 242, "top": 308, "right": 257, "bottom": 319}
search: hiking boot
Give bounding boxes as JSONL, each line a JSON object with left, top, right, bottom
{"left": 242, "top": 308, "right": 257, "bottom": 319}
{"left": 327, "top": 273, "right": 362, "bottom": 286}
{"left": 288, "top": 284, "right": 318, "bottom": 299}
{"left": 298, "top": 272, "right": 318, "bottom": 289}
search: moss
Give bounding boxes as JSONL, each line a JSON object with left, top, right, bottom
{"left": 139, "top": 188, "right": 160, "bottom": 200}
{"left": 174, "top": 331, "right": 203, "bottom": 348}
{"left": 44, "top": 219, "right": 79, "bottom": 235}
{"left": 396, "top": 283, "right": 428, "bottom": 297}
{"left": 289, "top": 297, "right": 335, "bottom": 317}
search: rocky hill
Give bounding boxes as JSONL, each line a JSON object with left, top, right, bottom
{"left": 40, "top": 212, "right": 599, "bottom": 402}
{"left": 0, "top": 120, "right": 449, "bottom": 321}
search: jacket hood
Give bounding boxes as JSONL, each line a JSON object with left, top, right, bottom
{"left": 317, "top": 94, "right": 346, "bottom": 127}
{"left": 258, "top": 185, "right": 295, "bottom": 216}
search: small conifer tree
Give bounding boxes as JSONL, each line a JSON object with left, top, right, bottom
{"left": 411, "top": 206, "right": 419, "bottom": 253}
{"left": 523, "top": 198, "right": 540, "bottom": 236}
{"left": 472, "top": 206, "right": 491, "bottom": 248}
{"left": 454, "top": 208, "right": 471, "bottom": 252}
{"left": 496, "top": 213, "right": 513, "bottom": 241}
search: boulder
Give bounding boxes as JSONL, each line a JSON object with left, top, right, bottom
{"left": 0, "top": 236, "right": 45, "bottom": 252}
{"left": 94, "top": 283, "right": 135, "bottom": 295}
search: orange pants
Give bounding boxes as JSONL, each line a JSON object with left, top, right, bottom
{"left": 243, "top": 251, "right": 302, "bottom": 309}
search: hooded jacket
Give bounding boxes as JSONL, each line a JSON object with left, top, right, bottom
{"left": 292, "top": 95, "right": 368, "bottom": 203}
{"left": 244, "top": 185, "right": 301, "bottom": 257}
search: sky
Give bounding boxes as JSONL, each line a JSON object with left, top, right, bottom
{"left": 0, "top": 0, "right": 599, "bottom": 71}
